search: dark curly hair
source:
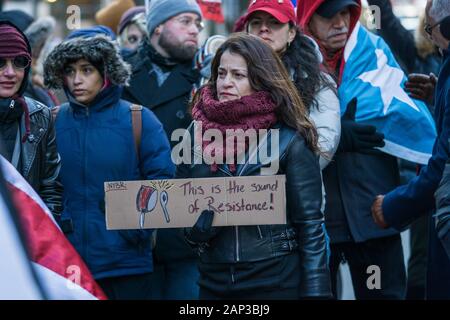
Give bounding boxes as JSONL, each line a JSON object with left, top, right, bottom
{"left": 191, "top": 33, "right": 320, "bottom": 154}
{"left": 282, "top": 24, "right": 336, "bottom": 111}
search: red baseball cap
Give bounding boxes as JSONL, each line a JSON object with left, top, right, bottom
{"left": 244, "top": 0, "right": 296, "bottom": 25}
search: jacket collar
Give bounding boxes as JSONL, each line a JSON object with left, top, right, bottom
{"left": 127, "top": 43, "right": 199, "bottom": 109}
{"left": 190, "top": 122, "right": 297, "bottom": 177}
{"left": 129, "top": 61, "right": 198, "bottom": 109}
{"left": 65, "top": 84, "right": 122, "bottom": 115}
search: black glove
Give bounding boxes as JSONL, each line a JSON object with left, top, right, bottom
{"left": 337, "top": 98, "right": 385, "bottom": 154}
{"left": 185, "top": 210, "right": 219, "bottom": 245}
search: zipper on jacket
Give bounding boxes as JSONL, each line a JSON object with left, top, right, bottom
{"left": 216, "top": 131, "right": 272, "bottom": 263}
{"left": 230, "top": 266, "right": 236, "bottom": 284}
{"left": 235, "top": 226, "right": 240, "bottom": 262}
{"left": 9, "top": 100, "right": 15, "bottom": 108}
{"left": 82, "top": 112, "right": 89, "bottom": 260}
{"left": 257, "top": 226, "right": 263, "bottom": 239}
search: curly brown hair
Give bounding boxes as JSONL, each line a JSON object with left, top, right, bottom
{"left": 192, "top": 32, "right": 320, "bottom": 153}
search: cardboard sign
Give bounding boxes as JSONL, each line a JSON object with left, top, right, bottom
{"left": 105, "top": 175, "right": 286, "bottom": 230}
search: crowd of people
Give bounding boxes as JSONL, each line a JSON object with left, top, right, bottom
{"left": 0, "top": 0, "right": 449, "bottom": 300}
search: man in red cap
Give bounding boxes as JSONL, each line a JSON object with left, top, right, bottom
{"left": 297, "top": 0, "right": 407, "bottom": 299}
{"left": 0, "top": 20, "right": 62, "bottom": 223}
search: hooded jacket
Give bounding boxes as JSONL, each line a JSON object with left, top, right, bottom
{"left": 0, "top": 20, "right": 62, "bottom": 217}
{"left": 297, "top": 0, "right": 362, "bottom": 80}
{"left": 44, "top": 33, "right": 175, "bottom": 279}
{"left": 296, "top": 3, "right": 402, "bottom": 244}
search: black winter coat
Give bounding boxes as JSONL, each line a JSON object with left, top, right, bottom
{"left": 122, "top": 41, "right": 200, "bottom": 263}
{"left": 0, "top": 97, "right": 63, "bottom": 216}
{"left": 177, "top": 122, "right": 332, "bottom": 298}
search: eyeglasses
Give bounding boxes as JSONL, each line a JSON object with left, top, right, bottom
{"left": 424, "top": 19, "right": 442, "bottom": 36}
{"left": 174, "top": 16, "right": 204, "bottom": 32}
{"left": 0, "top": 56, "right": 31, "bottom": 70}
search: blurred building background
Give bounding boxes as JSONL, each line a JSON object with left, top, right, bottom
{"left": 0, "top": 0, "right": 428, "bottom": 40}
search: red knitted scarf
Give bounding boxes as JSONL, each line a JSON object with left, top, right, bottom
{"left": 191, "top": 86, "right": 278, "bottom": 172}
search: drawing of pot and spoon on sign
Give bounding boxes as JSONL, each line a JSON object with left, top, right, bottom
{"left": 136, "top": 180, "right": 174, "bottom": 229}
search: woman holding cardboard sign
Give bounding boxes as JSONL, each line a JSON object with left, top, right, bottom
{"left": 177, "top": 33, "right": 331, "bottom": 299}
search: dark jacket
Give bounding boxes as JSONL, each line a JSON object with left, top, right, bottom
{"left": 297, "top": 0, "right": 402, "bottom": 244}
{"left": 177, "top": 122, "right": 331, "bottom": 298}
{"left": 0, "top": 20, "right": 62, "bottom": 216}
{"left": 383, "top": 44, "right": 450, "bottom": 299}
{"left": 435, "top": 160, "right": 450, "bottom": 260}
{"left": 122, "top": 40, "right": 199, "bottom": 145}
{"left": 122, "top": 40, "right": 200, "bottom": 263}
{"left": 367, "top": 0, "right": 441, "bottom": 77}
{"left": 19, "top": 97, "right": 62, "bottom": 216}
{"left": 323, "top": 152, "right": 401, "bottom": 243}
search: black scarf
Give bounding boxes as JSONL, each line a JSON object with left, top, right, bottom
{"left": 140, "top": 39, "right": 177, "bottom": 72}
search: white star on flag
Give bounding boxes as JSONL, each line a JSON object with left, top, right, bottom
{"left": 358, "top": 49, "right": 419, "bottom": 115}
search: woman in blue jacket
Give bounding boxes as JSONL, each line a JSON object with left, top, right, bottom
{"left": 43, "top": 27, "right": 175, "bottom": 300}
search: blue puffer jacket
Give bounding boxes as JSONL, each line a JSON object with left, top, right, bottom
{"left": 56, "top": 84, "right": 175, "bottom": 279}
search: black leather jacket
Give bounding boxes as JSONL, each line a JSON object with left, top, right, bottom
{"left": 177, "top": 122, "right": 331, "bottom": 297}
{"left": 0, "top": 21, "right": 62, "bottom": 217}
{"left": 18, "top": 97, "right": 63, "bottom": 216}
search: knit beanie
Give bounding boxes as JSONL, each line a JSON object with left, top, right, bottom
{"left": 118, "top": 6, "right": 146, "bottom": 34}
{"left": 0, "top": 24, "right": 31, "bottom": 60}
{"left": 146, "top": 0, "right": 202, "bottom": 36}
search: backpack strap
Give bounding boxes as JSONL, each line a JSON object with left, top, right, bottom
{"left": 130, "top": 104, "right": 143, "bottom": 159}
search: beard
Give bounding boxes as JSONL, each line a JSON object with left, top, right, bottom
{"left": 158, "top": 29, "right": 198, "bottom": 62}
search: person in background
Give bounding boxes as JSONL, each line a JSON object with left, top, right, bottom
{"left": 24, "top": 17, "right": 60, "bottom": 108}
{"left": 244, "top": 0, "right": 340, "bottom": 170}
{"left": 298, "top": 0, "right": 407, "bottom": 299}
{"left": 118, "top": 6, "right": 147, "bottom": 53}
{"left": 372, "top": 0, "right": 450, "bottom": 300}
{"left": 367, "top": 0, "right": 443, "bottom": 299}
{"left": 43, "top": 26, "right": 175, "bottom": 300}
{"left": 0, "top": 20, "right": 62, "bottom": 220}
{"left": 122, "top": 0, "right": 203, "bottom": 300}
{"left": 0, "top": 10, "right": 59, "bottom": 108}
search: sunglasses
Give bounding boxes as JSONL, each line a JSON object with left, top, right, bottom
{"left": 424, "top": 20, "right": 442, "bottom": 36}
{"left": 0, "top": 56, "right": 31, "bottom": 70}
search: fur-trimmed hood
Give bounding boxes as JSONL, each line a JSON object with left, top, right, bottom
{"left": 44, "top": 34, "right": 131, "bottom": 89}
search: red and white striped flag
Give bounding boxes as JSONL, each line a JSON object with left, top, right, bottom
{"left": 0, "top": 156, "right": 107, "bottom": 300}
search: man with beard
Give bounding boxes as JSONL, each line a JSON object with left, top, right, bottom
{"left": 122, "top": 0, "right": 202, "bottom": 300}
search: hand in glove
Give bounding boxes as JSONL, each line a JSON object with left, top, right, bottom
{"left": 337, "top": 98, "right": 385, "bottom": 155}
{"left": 185, "top": 210, "right": 220, "bottom": 245}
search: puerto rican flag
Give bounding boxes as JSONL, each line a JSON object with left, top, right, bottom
{"left": 338, "top": 22, "right": 437, "bottom": 165}
{"left": 0, "top": 156, "right": 107, "bottom": 300}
